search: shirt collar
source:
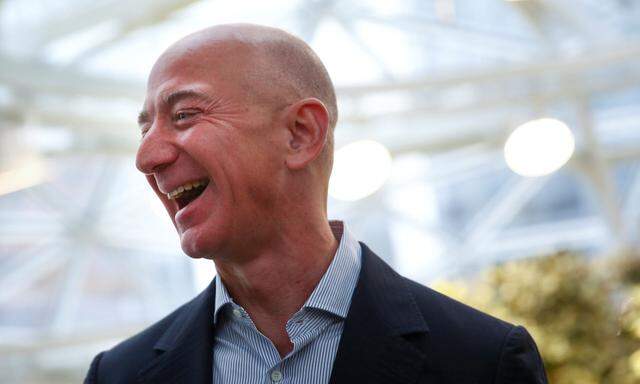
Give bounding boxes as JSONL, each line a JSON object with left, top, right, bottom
{"left": 213, "top": 271, "right": 234, "bottom": 325}
{"left": 302, "top": 220, "right": 361, "bottom": 318}
{"left": 213, "top": 220, "right": 362, "bottom": 323}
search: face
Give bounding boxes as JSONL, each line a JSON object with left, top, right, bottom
{"left": 136, "top": 45, "right": 287, "bottom": 260}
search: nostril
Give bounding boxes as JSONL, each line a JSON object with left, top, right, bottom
{"left": 135, "top": 154, "right": 157, "bottom": 174}
{"left": 135, "top": 136, "right": 179, "bottom": 174}
{"left": 151, "top": 163, "right": 170, "bottom": 173}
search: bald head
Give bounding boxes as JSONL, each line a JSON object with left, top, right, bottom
{"left": 155, "top": 23, "right": 338, "bottom": 130}
{"left": 139, "top": 24, "right": 339, "bottom": 259}
{"left": 148, "top": 23, "right": 338, "bottom": 181}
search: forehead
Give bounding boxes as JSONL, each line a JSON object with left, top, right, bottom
{"left": 148, "top": 39, "right": 252, "bottom": 88}
{"left": 144, "top": 55, "right": 242, "bottom": 111}
{"left": 142, "top": 39, "right": 266, "bottom": 113}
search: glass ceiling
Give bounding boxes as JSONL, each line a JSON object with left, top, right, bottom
{"left": 1, "top": 0, "right": 640, "bottom": 382}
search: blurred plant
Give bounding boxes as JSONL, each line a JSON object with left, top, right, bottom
{"left": 432, "top": 250, "right": 640, "bottom": 384}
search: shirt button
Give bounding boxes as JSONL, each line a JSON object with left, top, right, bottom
{"left": 270, "top": 370, "right": 283, "bottom": 382}
{"left": 232, "top": 309, "right": 242, "bottom": 318}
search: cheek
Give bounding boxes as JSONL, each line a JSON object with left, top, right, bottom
{"left": 183, "top": 119, "right": 285, "bottom": 198}
{"left": 180, "top": 124, "right": 230, "bottom": 173}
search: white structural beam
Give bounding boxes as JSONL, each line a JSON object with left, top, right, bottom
{"left": 25, "top": 0, "right": 199, "bottom": 49}
{"left": 0, "top": 53, "right": 143, "bottom": 101}
{"left": 334, "top": 13, "right": 396, "bottom": 81}
{"left": 0, "top": 40, "right": 637, "bottom": 141}
{"left": 49, "top": 253, "right": 92, "bottom": 336}
{"left": 337, "top": 40, "right": 640, "bottom": 97}
{"left": 295, "top": 0, "right": 334, "bottom": 42}
{"left": 70, "top": 0, "right": 202, "bottom": 64}
{"left": 0, "top": 247, "right": 68, "bottom": 303}
{"left": 2, "top": 41, "right": 638, "bottom": 110}
{"left": 477, "top": 216, "right": 609, "bottom": 259}
{"left": 343, "top": 67, "right": 640, "bottom": 124}
{"left": 444, "top": 216, "right": 608, "bottom": 276}
{"left": 437, "top": 216, "right": 609, "bottom": 278}
{"left": 538, "top": 0, "right": 614, "bottom": 41}
{"left": 441, "top": 175, "right": 549, "bottom": 277}
{"left": 5, "top": 44, "right": 639, "bottom": 157}
{"left": 462, "top": 175, "right": 549, "bottom": 249}
{"left": 573, "top": 100, "right": 625, "bottom": 244}
{"left": 359, "top": 13, "right": 541, "bottom": 59}
{"left": 503, "top": 0, "right": 555, "bottom": 48}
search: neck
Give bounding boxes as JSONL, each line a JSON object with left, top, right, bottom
{"left": 213, "top": 214, "right": 339, "bottom": 322}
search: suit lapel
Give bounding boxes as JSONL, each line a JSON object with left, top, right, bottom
{"left": 136, "top": 242, "right": 431, "bottom": 384}
{"left": 137, "top": 279, "right": 216, "bottom": 384}
{"left": 329, "top": 242, "right": 432, "bottom": 384}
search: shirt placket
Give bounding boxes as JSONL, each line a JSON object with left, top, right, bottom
{"left": 286, "top": 309, "right": 336, "bottom": 356}
{"left": 230, "top": 303, "right": 291, "bottom": 384}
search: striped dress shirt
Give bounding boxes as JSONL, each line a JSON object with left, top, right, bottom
{"left": 212, "top": 220, "right": 362, "bottom": 384}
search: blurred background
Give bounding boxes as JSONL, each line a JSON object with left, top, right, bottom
{"left": 1, "top": 0, "right": 640, "bottom": 382}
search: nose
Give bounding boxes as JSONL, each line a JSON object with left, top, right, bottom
{"left": 135, "top": 124, "right": 179, "bottom": 175}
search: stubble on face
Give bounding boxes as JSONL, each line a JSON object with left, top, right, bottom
{"left": 141, "top": 36, "right": 291, "bottom": 262}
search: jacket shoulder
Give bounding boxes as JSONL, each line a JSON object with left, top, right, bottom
{"left": 405, "top": 277, "right": 513, "bottom": 337}
{"left": 404, "top": 277, "right": 514, "bottom": 377}
{"left": 87, "top": 295, "right": 198, "bottom": 383}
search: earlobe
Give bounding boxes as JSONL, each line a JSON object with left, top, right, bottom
{"left": 285, "top": 98, "right": 330, "bottom": 170}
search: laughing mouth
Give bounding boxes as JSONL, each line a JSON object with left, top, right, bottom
{"left": 167, "top": 179, "right": 210, "bottom": 210}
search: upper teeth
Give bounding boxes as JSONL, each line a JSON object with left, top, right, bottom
{"left": 167, "top": 180, "right": 207, "bottom": 200}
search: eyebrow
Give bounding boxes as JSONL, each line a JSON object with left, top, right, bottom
{"left": 137, "top": 89, "right": 213, "bottom": 127}
{"left": 162, "top": 89, "right": 213, "bottom": 106}
{"left": 137, "top": 110, "right": 149, "bottom": 126}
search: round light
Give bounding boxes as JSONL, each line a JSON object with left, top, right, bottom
{"left": 504, "top": 118, "right": 575, "bottom": 177}
{"left": 329, "top": 140, "right": 392, "bottom": 201}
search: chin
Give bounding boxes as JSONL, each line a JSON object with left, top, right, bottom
{"left": 179, "top": 226, "right": 224, "bottom": 260}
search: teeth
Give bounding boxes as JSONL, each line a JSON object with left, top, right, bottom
{"left": 167, "top": 180, "right": 207, "bottom": 200}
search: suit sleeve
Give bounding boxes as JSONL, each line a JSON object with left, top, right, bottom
{"left": 494, "top": 326, "right": 548, "bottom": 384}
{"left": 84, "top": 351, "right": 105, "bottom": 384}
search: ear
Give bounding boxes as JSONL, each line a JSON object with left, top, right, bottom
{"left": 284, "top": 98, "right": 330, "bottom": 170}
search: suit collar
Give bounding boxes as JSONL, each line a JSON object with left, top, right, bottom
{"left": 329, "top": 242, "right": 431, "bottom": 384}
{"left": 137, "top": 278, "right": 216, "bottom": 384}
{"left": 346, "top": 242, "right": 429, "bottom": 334}
{"left": 136, "top": 241, "right": 431, "bottom": 384}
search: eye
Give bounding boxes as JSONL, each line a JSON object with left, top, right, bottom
{"left": 140, "top": 125, "right": 150, "bottom": 138}
{"left": 174, "top": 110, "right": 199, "bottom": 122}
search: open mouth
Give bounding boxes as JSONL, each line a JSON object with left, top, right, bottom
{"left": 167, "top": 179, "right": 210, "bottom": 210}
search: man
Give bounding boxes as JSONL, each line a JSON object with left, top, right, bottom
{"left": 85, "top": 24, "right": 548, "bottom": 383}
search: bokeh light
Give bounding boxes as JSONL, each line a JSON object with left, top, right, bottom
{"left": 504, "top": 118, "right": 575, "bottom": 177}
{"left": 329, "top": 140, "right": 392, "bottom": 201}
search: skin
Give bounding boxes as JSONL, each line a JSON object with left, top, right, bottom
{"left": 136, "top": 24, "right": 339, "bottom": 357}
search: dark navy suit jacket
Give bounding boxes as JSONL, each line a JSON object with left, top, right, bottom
{"left": 85, "top": 242, "right": 548, "bottom": 383}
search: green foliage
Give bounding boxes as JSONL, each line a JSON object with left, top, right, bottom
{"left": 432, "top": 251, "right": 640, "bottom": 384}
